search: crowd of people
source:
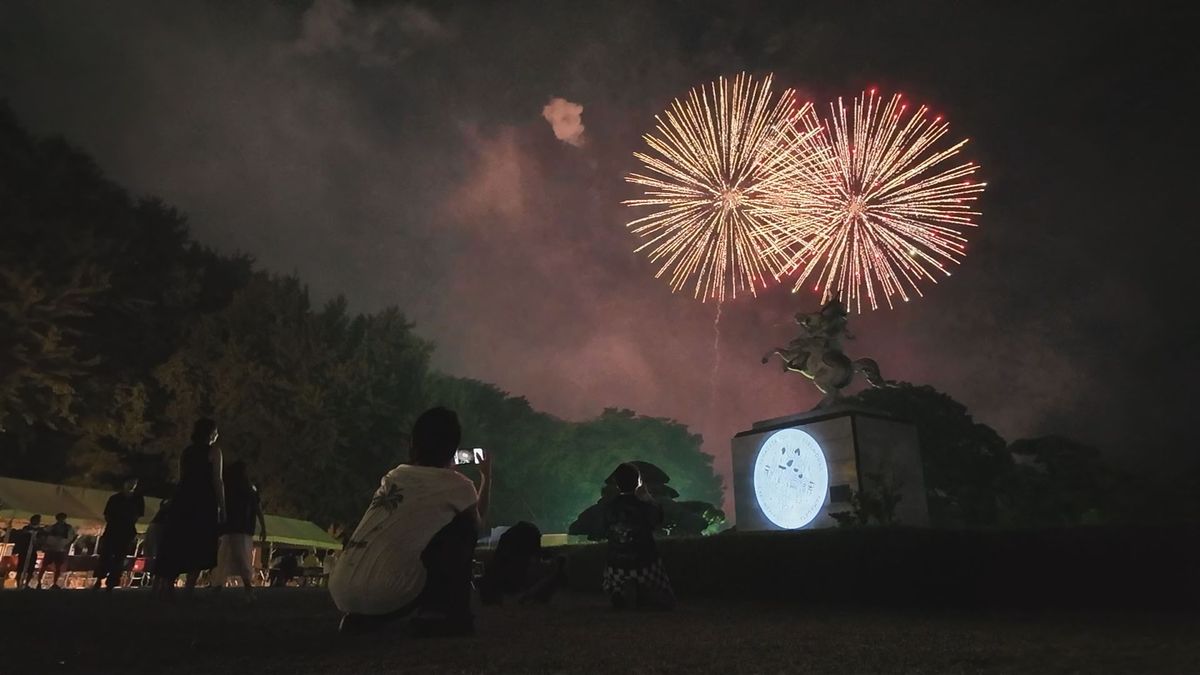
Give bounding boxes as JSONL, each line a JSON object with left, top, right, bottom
{"left": 4, "top": 406, "right": 675, "bottom": 637}
{"left": 4, "top": 418, "right": 284, "bottom": 596}
{"left": 8, "top": 513, "right": 80, "bottom": 590}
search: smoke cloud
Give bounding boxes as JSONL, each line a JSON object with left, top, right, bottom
{"left": 294, "top": 0, "right": 448, "bottom": 66}
{"left": 541, "top": 97, "right": 587, "bottom": 147}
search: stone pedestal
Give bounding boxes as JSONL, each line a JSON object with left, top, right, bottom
{"left": 731, "top": 406, "right": 930, "bottom": 531}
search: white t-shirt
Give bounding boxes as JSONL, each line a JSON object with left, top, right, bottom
{"left": 329, "top": 464, "right": 478, "bottom": 615}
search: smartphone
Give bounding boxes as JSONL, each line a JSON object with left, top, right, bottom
{"left": 454, "top": 448, "right": 486, "bottom": 465}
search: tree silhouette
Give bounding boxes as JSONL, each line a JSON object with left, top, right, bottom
{"left": 849, "top": 383, "right": 1010, "bottom": 527}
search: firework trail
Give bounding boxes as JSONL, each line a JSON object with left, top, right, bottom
{"left": 707, "top": 300, "right": 723, "bottom": 418}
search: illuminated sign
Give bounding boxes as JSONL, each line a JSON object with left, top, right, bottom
{"left": 752, "top": 428, "right": 829, "bottom": 529}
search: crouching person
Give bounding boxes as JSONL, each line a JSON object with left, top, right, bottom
{"left": 602, "top": 463, "right": 674, "bottom": 610}
{"left": 330, "top": 407, "right": 491, "bottom": 636}
{"left": 478, "top": 521, "right": 566, "bottom": 606}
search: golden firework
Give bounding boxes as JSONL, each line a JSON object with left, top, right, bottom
{"left": 624, "top": 73, "right": 821, "bottom": 302}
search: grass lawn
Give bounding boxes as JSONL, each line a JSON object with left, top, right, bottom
{"left": 0, "top": 588, "right": 1195, "bottom": 674}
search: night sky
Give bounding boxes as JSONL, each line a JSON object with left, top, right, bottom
{"left": 2, "top": 1, "right": 1196, "bottom": 492}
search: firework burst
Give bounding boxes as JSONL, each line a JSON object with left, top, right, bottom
{"left": 783, "top": 90, "right": 986, "bottom": 312}
{"left": 624, "top": 73, "right": 820, "bottom": 302}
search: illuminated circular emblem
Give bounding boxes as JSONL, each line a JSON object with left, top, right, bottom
{"left": 753, "top": 428, "right": 829, "bottom": 529}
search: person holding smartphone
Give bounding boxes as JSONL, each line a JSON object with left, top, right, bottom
{"left": 331, "top": 407, "right": 492, "bottom": 636}
{"left": 601, "top": 463, "right": 675, "bottom": 610}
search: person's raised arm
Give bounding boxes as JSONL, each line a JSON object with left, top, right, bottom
{"left": 255, "top": 489, "right": 267, "bottom": 546}
{"left": 473, "top": 450, "right": 493, "bottom": 531}
{"left": 210, "top": 445, "right": 226, "bottom": 523}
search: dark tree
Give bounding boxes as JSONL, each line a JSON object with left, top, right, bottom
{"left": 848, "top": 383, "right": 1011, "bottom": 527}
{"left": 1002, "top": 435, "right": 1116, "bottom": 526}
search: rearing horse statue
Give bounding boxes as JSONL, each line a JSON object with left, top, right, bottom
{"left": 762, "top": 299, "right": 892, "bottom": 409}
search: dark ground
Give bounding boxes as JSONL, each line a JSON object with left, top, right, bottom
{"left": 0, "top": 588, "right": 1196, "bottom": 674}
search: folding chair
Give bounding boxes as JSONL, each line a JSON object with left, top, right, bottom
{"left": 129, "top": 557, "right": 149, "bottom": 587}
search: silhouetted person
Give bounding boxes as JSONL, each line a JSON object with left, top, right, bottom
{"left": 478, "top": 521, "right": 565, "bottom": 606}
{"left": 211, "top": 461, "right": 266, "bottom": 599}
{"left": 602, "top": 463, "right": 674, "bottom": 609}
{"left": 156, "top": 418, "right": 225, "bottom": 598}
{"left": 13, "top": 514, "right": 43, "bottom": 589}
{"left": 143, "top": 498, "right": 171, "bottom": 578}
{"left": 269, "top": 551, "right": 300, "bottom": 587}
{"left": 39, "top": 512, "right": 77, "bottom": 589}
{"left": 94, "top": 478, "right": 145, "bottom": 591}
{"left": 331, "top": 407, "right": 492, "bottom": 636}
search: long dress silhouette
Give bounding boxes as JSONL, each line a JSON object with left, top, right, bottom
{"left": 158, "top": 443, "right": 220, "bottom": 579}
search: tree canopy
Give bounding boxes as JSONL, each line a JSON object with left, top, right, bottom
{"left": 845, "top": 384, "right": 1174, "bottom": 527}
{"left": 0, "top": 104, "right": 724, "bottom": 531}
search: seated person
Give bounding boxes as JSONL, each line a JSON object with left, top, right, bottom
{"left": 602, "top": 463, "right": 674, "bottom": 610}
{"left": 478, "top": 521, "right": 565, "bottom": 606}
{"left": 269, "top": 551, "right": 300, "bottom": 587}
{"left": 330, "top": 407, "right": 491, "bottom": 636}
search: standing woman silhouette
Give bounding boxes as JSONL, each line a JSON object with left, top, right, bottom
{"left": 155, "top": 418, "right": 225, "bottom": 598}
